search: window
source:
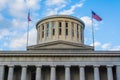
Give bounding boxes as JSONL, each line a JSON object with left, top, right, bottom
{"left": 42, "top": 24, "right": 44, "bottom": 38}
{"left": 52, "top": 22, "right": 56, "bottom": 36}
{"left": 46, "top": 22, "right": 49, "bottom": 37}
{"left": 66, "top": 22, "right": 68, "bottom": 36}
{"left": 59, "top": 22, "right": 62, "bottom": 35}
{"left": 77, "top": 24, "right": 79, "bottom": 39}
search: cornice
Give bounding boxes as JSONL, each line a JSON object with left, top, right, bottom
{"left": 36, "top": 15, "right": 85, "bottom": 29}
{"left": 0, "top": 51, "right": 120, "bottom": 57}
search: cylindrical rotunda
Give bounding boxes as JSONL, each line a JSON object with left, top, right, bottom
{"left": 36, "top": 15, "right": 85, "bottom": 44}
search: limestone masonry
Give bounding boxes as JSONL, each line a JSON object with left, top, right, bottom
{"left": 0, "top": 15, "right": 120, "bottom": 80}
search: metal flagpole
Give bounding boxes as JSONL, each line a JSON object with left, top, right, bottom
{"left": 26, "top": 20, "right": 30, "bottom": 47}
{"left": 26, "top": 9, "right": 31, "bottom": 48}
{"left": 91, "top": 14, "right": 95, "bottom": 50}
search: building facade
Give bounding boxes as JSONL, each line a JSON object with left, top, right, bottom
{"left": 0, "top": 15, "right": 120, "bottom": 80}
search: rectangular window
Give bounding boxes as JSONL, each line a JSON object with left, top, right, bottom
{"left": 59, "top": 22, "right": 62, "bottom": 35}
{"left": 66, "top": 22, "right": 68, "bottom": 36}
{"left": 52, "top": 22, "right": 55, "bottom": 36}
{"left": 53, "top": 29, "right": 55, "bottom": 35}
{"left": 46, "top": 22, "right": 49, "bottom": 37}
{"left": 77, "top": 24, "right": 79, "bottom": 38}
{"left": 42, "top": 25, "right": 44, "bottom": 38}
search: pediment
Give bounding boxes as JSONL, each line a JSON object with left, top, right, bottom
{"left": 28, "top": 40, "right": 93, "bottom": 50}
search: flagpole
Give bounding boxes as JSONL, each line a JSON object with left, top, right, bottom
{"left": 27, "top": 20, "right": 30, "bottom": 47}
{"left": 91, "top": 14, "right": 95, "bottom": 50}
{"left": 26, "top": 9, "right": 31, "bottom": 49}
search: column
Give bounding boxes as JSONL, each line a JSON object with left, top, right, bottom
{"left": 50, "top": 66, "right": 56, "bottom": 80}
{"left": 81, "top": 26, "right": 84, "bottom": 44}
{"left": 36, "top": 66, "right": 42, "bottom": 80}
{"left": 107, "top": 66, "right": 113, "bottom": 80}
{"left": 65, "top": 66, "right": 70, "bottom": 80}
{"left": 68, "top": 22, "right": 72, "bottom": 40}
{"left": 7, "top": 66, "right": 14, "bottom": 80}
{"left": 0, "top": 65, "right": 4, "bottom": 80}
{"left": 55, "top": 21, "right": 59, "bottom": 40}
{"left": 78, "top": 25, "right": 80, "bottom": 42}
{"left": 74, "top": 23, "right": 77, "bottom": 42}
{"left": 21, "top": 66, "right": 27, "bottom": 80}
{"left": 44, "top": 23, "right": 47, "bottom": 41}
{"left": 49, "top": 22, "right": 52, "bottom": 40}
{"left": 116, "top": 65, "right": 120, "bottom": 80}
{"left": 79, "top": 66, "right": 85, "bottom": 80}
{"left": 40, "top": 25, "right": 42, "bottom": 43}
{"left": 62, "top": 21, "right": 65, "bottom": 40}
{"left": 94, "top": 66, "right": 100, "bottom": 80}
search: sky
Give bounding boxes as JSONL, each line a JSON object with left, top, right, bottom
{"left": 0, "top": 0, "right": 120, "bottom": 51}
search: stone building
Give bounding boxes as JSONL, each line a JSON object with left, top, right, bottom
{"left": 0, "top": 15, "right": 120, "bottom": 80}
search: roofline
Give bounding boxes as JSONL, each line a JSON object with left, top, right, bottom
{"left": 36, "top": 15, "right": 85, "bottom": 29}
{"left": 0, "top": 51, "right": 120, "bottom": 57}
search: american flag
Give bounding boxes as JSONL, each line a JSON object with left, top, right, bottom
{"left": 92, "top": 11, "right": 102, "bottom": 21}
{"left": 28, "top": 10, "right": 31, "bottom": 22}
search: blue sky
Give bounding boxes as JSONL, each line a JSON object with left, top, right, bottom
{"left": 0, "top": 0, "right": 120, "bottom": 51}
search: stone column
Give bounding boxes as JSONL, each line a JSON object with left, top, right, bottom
{"left": 94, "top": 66, "right": 100, "bottom": 80}
{"left": 55, "top": 21, "right": 59, "bottom": 40}
{"left": 65, "top": 66, "right": 70, "bottom": 80}
{"left": 116, "top": 65, "right": 120, "bottom": 80}
{"left": 7, "top": 66, "right": 14, "bottom": 80}
{"left": 62, "top": 21, "right": 65, "bottom": 40}
{"left": 68, "top": 22, "right": 72, "bottom": 40}
{"left": 81, "top": 26, "right": 84, "bottom": 44}
{"left": 79, "top": 66, "right": 85, "bottom": 80}
{"left": 40, "top": 25, "right": 42, "bottom": 43}
{"left": 50, "top": 66, "right": 56, "bottom": 80}
{"left": 0, "top": 65, "right": 4, "bottom": 80}
{"left": 107, "top": 66, "right": 113, "bottom": 80}
{"left": 74, "top": 23, "right": 77, "bottom": 42}
{"left": 49, "top": 22, "right": 52, "bottom": 40}
{"left": 44, "top": 23, "right": 47, "bottom": 41}
{"left": 36, "top": 66, "right": 42, "bottom": 80}
{"left": 78, "top": 25, "right": 80, "bottom": 42}
{"left": 21, "top": 66, "right": 27, "bottom": 80}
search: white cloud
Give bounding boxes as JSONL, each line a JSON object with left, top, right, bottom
{"left": 110, "top": 46, "right": 120, "bottom": 51}
{"left": 81, "top": 16, "right": 92, "bottom": 27}
{"left": 0, "top": 0, "right": 8, "bottom": 10}
{"left": 81, "top": 16, "right": 100, "bottom": 30}
{"left": 0, "top": 14, "right": 4, "bottom": 20}
{"left": 11, "top": 19, "right": 27, "bottom": 30}
{"left": 0, "top": 29, "right": 10, "bottom": 39}
{"left": 8, "top": 0, "right": 26, "bottom": 18}
{"left": 26, "top": 0, "right": 40, "bottom": 10}
{"left": 9, "top": 28, "right": 36, "bottom": 50}
{"left": 46, "top": 4, "right": 66, "bottom": 16}
{"left": 59, "top": 3, "right": 83, "bottom": 15}
{"left": 45, "top": 0, "right": 67, "bottom": 6}
{"left": 102, "top": 43, "right": 111, "bottom": 50}
{"left": 89, "top": 41, "right": 120, "bottom": 51}
{"left": 90, "top": 41, "right": 101, "bottom": 47}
